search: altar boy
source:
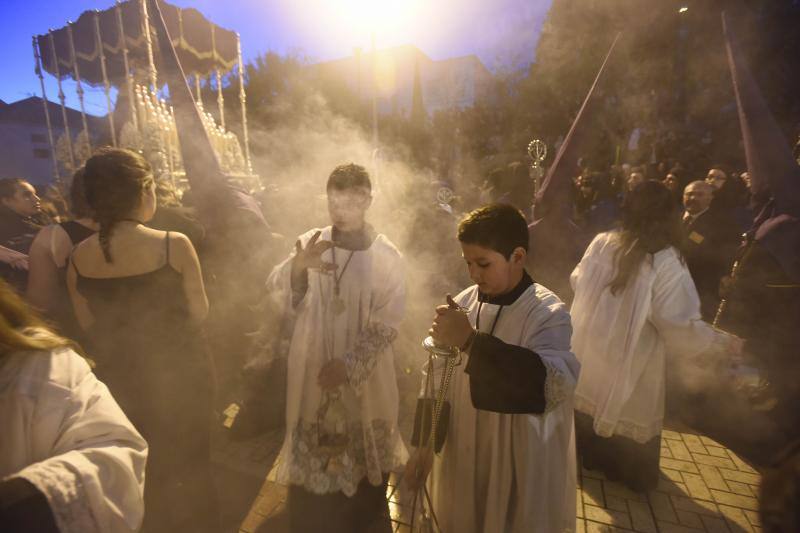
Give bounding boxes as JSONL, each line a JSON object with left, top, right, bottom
{"left": 407, "top": 203, "right": 579, "bottom": 533}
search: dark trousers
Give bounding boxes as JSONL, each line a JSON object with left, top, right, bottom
{"left": 575, "top": 411, "right": 661, "bottom": 492}
{"left": 288, "top": 475, "right": 392, "bottom": 533}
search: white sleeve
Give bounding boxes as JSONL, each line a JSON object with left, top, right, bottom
{"left": 14, "top": 351, "right": 147, "bottom": 533}
{"left": 650, "top": 258, "right": 719, "bottom": 358}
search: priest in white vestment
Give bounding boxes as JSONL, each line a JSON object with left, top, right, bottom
{"left": 409, "top": 204, "right": 579, "bottom": 533}
{"left": 267, "top": 164, "right": 407, "bottom": 533}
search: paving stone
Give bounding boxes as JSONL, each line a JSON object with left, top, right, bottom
{"left": 657, "top": 478, "right": 688, "bottom": 496}
{"left": 700, "top": 515, "right": 732, "bottom": 533}
{"left": 706, "top": 446, "right": 731, "bottom": 458}
{"left": 661, "top": 447, "right": 674, "bottom": 459}
{"left": 725, "top": 480, "right": 756, "bottom": 497}
{"left": 661, "top": 457, "right": 700, "bottom": 474}
{"left": 700, "top": 436, "right": 723, "bottom": 447}
{"left": 676, "top": 509, "right": 704, "bottom": 529}
{"left": 656, "top": 521, "right": 704, "bottom": 532}
{"left": 582, "top": 477, "right": 606, "bottom": 507}
{"left": 648, "top": 491, "right": 678, "bottom": 523}
{"left": 628, "top": 500, "right": 657, "bottom": 533}
{"left": 604, "top": 480, "right": 648, "bottom": 502}
{"left": 662, "top": 430, "right": 684, "bottom": 441}
{"left": 661, "top": 468, "right": 683, "bottom": 483}
{"left": 671, "top": 495, "right": 720, "bottom": 517}
{"left": 583, "top": 466, "right": 607, "bottom": 480}
{"left": 681, "top": 434, "right": 709, "bottom": 455}
{"left": 576, "top": 518, "right": 586, "bottom": 533}
{"left": 585, "top": 519, "right": 635, "bottom": 532}
{"left": 606, "top": 494, "right": 629, "bottom": 512}
{"left": 667, "top": 440, "right": 694, "bottom": 461}
{"left": 584, "top": 505, "right": 633, "bottom": 529}
{"left": 680, "top": 471, "right": 713, "bottom": 501}
{"left": 718, "top": 468, "right": 761, "bottom": 486}
{"left": 696, "top": 463, "right": 730, "bottom": 491}
{"left": 718, "top": 504, "right": 755, "bottom": 532}
{"left": 710, "top": 489, "right": 759, "bottom": 511}
{"left": 743, "top": 510, "right": 761, "bottom": 527}
{"left": 577, "top": 489, "right": 584, "bottom": 518}
{"left": 726, "top": 451, "right": 759, "bottom": 474}
{"left": 692, "top": 453, "right": 737, "bottom": 470}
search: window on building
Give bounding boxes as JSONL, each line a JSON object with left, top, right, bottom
{"left": 30, "top": 133, "right": 47, "bottom": 143}
{"left": 33, "top": 148, "right": 50, "bottom": 159}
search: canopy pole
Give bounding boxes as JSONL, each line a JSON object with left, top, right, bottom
{"left": 140, "top": 0, "right": 158, "bottom": 92}
{"left": 93, "top": 11, "right": 117, "bottom": 146}
{"left": 195, "top": 74, "right": 202, "bottom": 104}
{"left": 66, "top": 22, "right": 92, "bottom": 152}
{"left": 211, "top": 24, "right": 225, "bottom": 129}
{"left": 48, "top": 30, "right": 76, "bottom": 170}
{"left": 32, "top": 36, "right": 61, "bottom": 185}
{"left": 236, "top": 33, "right": 251, "bottom": 174}
{"left": 115, "top": 0, "right": 138, "bottom": 132}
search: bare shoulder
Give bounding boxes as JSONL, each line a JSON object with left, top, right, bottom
{"left": 166, "top": 231, "right": 197, "bottom": 262}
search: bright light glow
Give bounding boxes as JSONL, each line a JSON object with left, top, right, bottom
{"left": 679, "top": 6, "right": 689, "bottom": 13}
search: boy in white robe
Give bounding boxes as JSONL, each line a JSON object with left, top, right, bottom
{"left": 266, "top": 164, "right": 406, "bottom": 533}
{"left": 407, "top": 204, "right": 579, "bottom": 533}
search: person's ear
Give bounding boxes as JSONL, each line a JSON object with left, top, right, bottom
{"left": 511, "top": 246, "right": 527, "bottom": 266}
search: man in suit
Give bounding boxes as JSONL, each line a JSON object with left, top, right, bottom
{"left": 682, "top": 180, "right": 741, "bottom": 320}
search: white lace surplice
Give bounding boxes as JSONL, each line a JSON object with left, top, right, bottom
{"left": 429, "top": 283, "right": 579, "bottom": 533}
{"left": 570, "top": 232, "right": 723, "bottom": 443}
{"left": 267, "top": 226, "right": 408, "bottom": 496}
{"left": 0, "top": 348, "right": 147, "bottom": 533}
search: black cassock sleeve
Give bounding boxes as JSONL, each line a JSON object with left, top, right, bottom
{"left": 464, "top": 332, "right": 547, "bottom": 414}
{"left": 0, "top": 477, "right": 59, "bottom": 533}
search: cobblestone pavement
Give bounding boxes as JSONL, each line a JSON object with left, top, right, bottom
{"left": 236, "top": 423, "right": 763, "bottom": 533}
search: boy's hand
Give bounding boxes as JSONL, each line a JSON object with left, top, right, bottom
{"left": 318, "top": 359, "right": 348, "bottom": 390}
{"left": 429, "top": 295, "right": 473, "bottom": 348}
{"left": 292, "top": 231, "right": 335, "bottom": 273}
{"left": 404, "top": 445, "right": 434, "bottom": 491}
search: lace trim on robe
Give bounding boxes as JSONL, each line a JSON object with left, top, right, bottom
{"left": 542, "top": 359, "right": 569, "bottom": 414}
{"left": 18, "top": 463, "right": 99, "bottom": 533}
{"left": 343, "top": 322, "right": 398, "bottom": 394}
{"left": 573, "top": 395, "right": 663, "bottom": 443}
{"left": 285, "top": 418, "right": 405, "bottom": 497}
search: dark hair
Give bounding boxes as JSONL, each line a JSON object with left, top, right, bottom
{"left": 457, "top": 203, "right": 529, "bottom": 259}
{"left": 83, "top": 147, "right": 153, "bottom": 263}
{"left": 609, "top": 180, "right": 683, "bottom": 295}
{"left": 327, "top": 163, "right": 371, "bottom": 192}
{"left": 68, "top": 168, "right": 92, "bottom": 219}
{"left": 0, "top": 178, "right": 29, "bottom": 201}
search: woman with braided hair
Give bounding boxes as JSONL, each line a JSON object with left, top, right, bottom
{"left": 66, "top": 147, "right": 220, "bottom": 532}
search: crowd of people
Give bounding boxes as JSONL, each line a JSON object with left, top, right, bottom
{"left": 1, "top": 145, "right": 798, "bottom": 533}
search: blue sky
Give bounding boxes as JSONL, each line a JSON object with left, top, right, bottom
{"left": 0, "top": 0, "right": 551, "bottom": 114}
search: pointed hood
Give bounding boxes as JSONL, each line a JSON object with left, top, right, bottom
{"left": 723, "top": 12, "right": 800, "bottom": 216}
{"left": 533, "top": 33, "right": 621, "bottom": 221}
{"left": 723, "top": 12, "right": 800, "bottom": 282}
{"left": 527, "top": 33, "right": 621, "bottom": 302}
{"left": 147, "top": 0, "right": 266, "bottom": 229}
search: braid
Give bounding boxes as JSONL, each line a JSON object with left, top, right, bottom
{"left": 97, "top": 218, "right": 117, "bottom": 263}
{"left": 83, "top": 147, "right": 153, "bottom": 264}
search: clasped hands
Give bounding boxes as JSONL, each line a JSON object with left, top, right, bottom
{"left": 428, "top": 294, "right": 474, "bottom": 350}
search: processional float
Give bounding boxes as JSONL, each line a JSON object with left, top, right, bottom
{"left": 32, "top": 0, "right": 256, "bottom": 190}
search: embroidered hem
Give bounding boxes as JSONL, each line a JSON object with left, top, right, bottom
{"left": 574, "top": 395, "right": 662, "bottom": 444}
{"left": 280, "top": 418, "right": 406, "bottom": 497}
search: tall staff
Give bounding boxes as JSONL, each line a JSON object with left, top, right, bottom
{"left": 32, "top": 36, "right": 61, "bottom": 184}
{"left": 236, "top": 33, "right": 252, "bottom": 174}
